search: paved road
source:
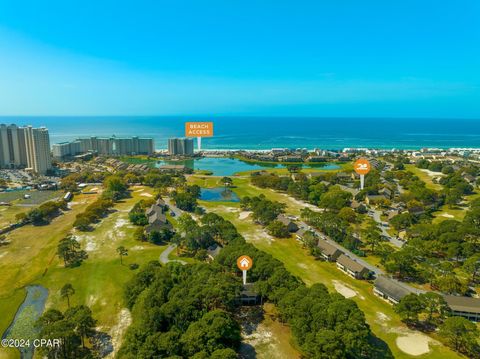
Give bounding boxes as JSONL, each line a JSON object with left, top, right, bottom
{"left": 164, "top": 198, "right": 182, "bottom": 218}
{"left": 369, "top": 208, "right": 404, "bottom": 248}
{"left": 159, "top": 244, "right": 187, "bottom": 265}
{"left": 298, "top": 221, "right": 425, "bottom": 294}
{"left": 298, "top": 221, "right": 384, "bottom": 275}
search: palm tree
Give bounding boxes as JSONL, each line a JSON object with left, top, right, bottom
{"left": 60, "top": 283, "right": 75, "bottom": 308}
{"left": 116, "top": 246, "right": 128, "bottom": 265}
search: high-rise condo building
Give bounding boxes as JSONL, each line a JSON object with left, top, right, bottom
{"left": 0, "top": 124, "right": 52, "bottom": 174}
{"left": 168, "top": 138, "right": 194, "bottom": 156}
{"left": 24, "top": 126, "right": 52, "bottom": 175}
{"left": 52, "top": 136, "right": 155, "bottom": 160}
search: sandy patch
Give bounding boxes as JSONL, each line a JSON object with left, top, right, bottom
{"left": 332, "top": 280, "right": 357, "bottom": 298}
{"left": 130, "top": 245, "right": 145, "bottom": 251}
{"left": 441, "top": 213, "right": 454, "bottom": 218}
{"left": 419, "top": 169, "right": 445, "bottom": 177}
{"left": 106, "top": 308, "right": 132, "bottom": 359}
{"left": 297, "top": 263, "right": 308, "bottom": 270}
{"left": 396, "top": 333, "right": 432, "bottom": 356}
{"left": 375, "top": 312, "right": 390, "bottom": 324}
{"left": 87, "top": 295, "right": 98, "bottom": 306}
{"left": 140, "top": 192, "right": 153, "bottom": 197}
{"left": 279, "top": 193, "right": 320, "bottom": 211}
{"left": 75, "top": 235, "right": 97, "bottom": 252}
{"left": 90, "top": 187, "right": 99, "bottom": 191}
{"left": 134, "top": 188, "right": 144, "bottom": 193}
{"left": 114, "top": 218, "right": 129, "bottom": 229}
{"left": 0, "top": 252, "right": 8, "bottom": 259}
{"left": 239, "top": 211, "right": 252, "bottom": 220}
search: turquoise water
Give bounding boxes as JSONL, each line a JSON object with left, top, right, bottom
{"left": 156, "top": 157, "right": 340, "bottom": 176}
{"left": 1, "top": 117, "right": 479, "bottom": 150}
{"left": 200, "top": 188, "right": 240, "bottom": 202}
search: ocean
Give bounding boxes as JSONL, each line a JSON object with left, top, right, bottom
{"left": 0, "top": 117, "right": 479, "bottom": 150}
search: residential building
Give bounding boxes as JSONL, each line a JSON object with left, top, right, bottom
{"left": 75, "top": 136, "right": 154, "bottom": 156}
{"left": 336, "top": 254, "right": 369, "bottom": 279}
{"left": 52, "top": 141, "right": 82, "bottom": 160}
{"left": 276, "top": 214, "right": 299, "bottom": 232}
{"left": 145, "top": 200, "right": 172, "bottom": 235}
{"left": 0, "top": 124, "right": 27, "bottom": 168}
{"left": 317, "top": 239, "right": 343, "bottom": 262}
{"left": 373, "top": 276, "right": 414, "bottom": 304}
{"left": 24, "top": 126, "right": 52, "bottom": 175}
{"left": 167, "top": 138, "right": 194, "bottom": 156}
{"left": 444, "top": 295, "right": 480, "bottom": 322}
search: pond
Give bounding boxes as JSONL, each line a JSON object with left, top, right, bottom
{"left": 200, "top": 187, "right": 240, "bottom": 202}
{"left": 2, "top": 285, "right": 49, "bottom": 359}
{"left": 156, "top": 157, "right": 340, "bottom": 176}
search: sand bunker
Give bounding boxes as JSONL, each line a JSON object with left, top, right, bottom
{"left": 441, "top": 213, "right": 454, "bottom": 218}
{"left": 140, "top": 192, "right": 153, "bottom": 197}
{"left": 0, "top": 252, "right": 8, "bottom": 259}
{"left": 332, "top": 280, "right": 357, "bottom": 298}
{"left": 239, "top": 211, "right": 252, "bottom": 220}
{"left": 396, "top": 333, "right": 432, "bottom": 356}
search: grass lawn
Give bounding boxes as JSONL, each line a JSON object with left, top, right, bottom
{"left": 190, "top": 175, "right": 312, "bottom": 217}
{"left": 432, "top": 191, "right": 480, "bottom": 224}
{"left": 0, "top": 186, "right": 168, "bottom": 358}
{"left": 0, "top": 192, "right": 98, "bottom": 357}
{"left": 0, "top": 206, "right": 30, "bottom": 228}
{"left": 405, "top": 165, "right": 443, "bottom": 191}
{"left": 199, "top": 176, "right": 461, "bottom": 359}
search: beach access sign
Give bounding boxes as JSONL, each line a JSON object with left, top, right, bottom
{"left": 185, "top": 122, "right": 214, "bottom": 137}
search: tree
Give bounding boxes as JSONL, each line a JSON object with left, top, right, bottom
{"left": 220, "top": 177, "right": 233, "bottom": 190}
{"left": 57, "top": 236, "right": 88, "bottom": 268}
{"left": 439, "top": 317, "right": 479, "bottom": 355}
{"left": 419, "top": 292, "right": 448, "bottom": 323}
{"left": 266, "top": 220, "right": 290, "bottom": 238}
{"left": 66, "top": 305, "right": 97, "bottom": 348}
{"left": 117, "top": 246, "right": 128, "bottom": 265}
{"left": 463, "top": 254, "right": 480, "bottom": 283}
{"left": 394, "top": 293, "right": 424, "bottom": 323}
{"left": 60, "top": 284, "right": 75, "bottom": 308}
{"left": 362, "top": 221, "right": 382, "bottom": 252}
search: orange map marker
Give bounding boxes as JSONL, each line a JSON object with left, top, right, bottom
{"left": 354, "top": 158, "right": 371, "bottom": 190}
{"left": 185, "top": 121, "right": 213, "bottom": 151}
{"left": 237, "top": 255, "right": 253, "bottom": 284}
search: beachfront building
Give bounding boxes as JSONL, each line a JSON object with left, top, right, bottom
{"left": 53, "top": 136, "right": 154, "bottom": 159}
{"left": 24, "top": 126, "right": 52, "bottom": 175}
{"left": 0, "top": 124, "right": 52, "bottom": 175}
{"left": 52, "top": 141, "right": 82, "bottom": 160}
{"left": 168, "top": 138, "right": 194, "bottom": 156}
{"left": 336, "top": 254, "right": 369, "bottom": 279}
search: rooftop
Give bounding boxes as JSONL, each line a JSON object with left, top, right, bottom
{"left": 444, "top": 295, "right": 480, "bottom": 314}
{"left": 374, "top": 276, "right": 414, "bottom": 301}
{"left": 337, "top": 254, "right": 368, "bottom": 273}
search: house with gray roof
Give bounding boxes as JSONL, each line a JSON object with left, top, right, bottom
{"left": 444, "top": 295, "right": 480, "bottom": 322}
{"left": 145, "top": 204, "right": 172, "bottom": 235}
{"left": 374, "top": 276, "right": 414, "bottom": 304}
{"left": 276, "top": 215, "right": 299, "bottom": 232}
{"left": 336, "top": 254, "right": 369, "bottom": 279}
{"left": 317, "top": 239, "right": 343, "bottom": 262}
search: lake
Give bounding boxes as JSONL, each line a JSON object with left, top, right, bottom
{"left": 156, "top": 157, "right": 340, "bottom": 176}
{"left": 200, "top": 187, "right": 240, "bottom": 202}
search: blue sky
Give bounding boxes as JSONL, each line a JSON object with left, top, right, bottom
{"left": 0, "top": 0, "right": 479, "bottom": 117}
